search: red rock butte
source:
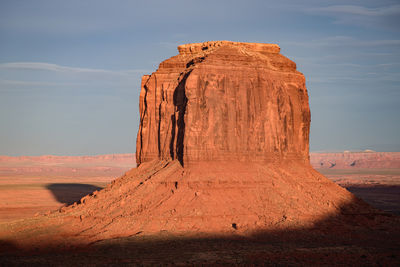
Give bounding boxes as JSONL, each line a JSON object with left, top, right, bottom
{"left": 136, "top": 41, "right": 310, "bottom": 165}
{"left": 1, "top": 41, "right": 376, "bottom": 248}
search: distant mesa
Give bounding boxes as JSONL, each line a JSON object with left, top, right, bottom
{"left": 310, "top": 151, "right": 400, "bottom": 169}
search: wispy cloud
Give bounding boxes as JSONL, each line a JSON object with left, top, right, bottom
{"left": 284, "top": 36, "right": 400, "bottom": 48}
{"left": 308, "top": 5, "right": 400, "bottom": 17}
{"left": 0, "top": 79, "right": 78, "bottom": 87}
{"left": 378, "top": 62, "right": 400, "bottom": 67}
{"left": 305, "top": 4, "right": 400, "bottom": 30}
{"left": 0, "top": 62, "right": 149, "bottom": 76}
{"left": 0, "top": 62, "right": 149, "bottom": 93}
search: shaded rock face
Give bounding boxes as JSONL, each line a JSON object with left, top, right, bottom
{"left": 136, "top": 41, "right": 310, "bottom": 166}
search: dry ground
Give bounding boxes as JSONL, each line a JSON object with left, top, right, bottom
{"left": 319, "top": 168, "right": 400, "bottom": 215}
{"left": 0, "top": 160, "right": 399, "bottom": 266}
{"left": 1, "top": 168, "right": 398, "bottom": 223}
{"left": 0, "top": 155, "right": 134, "bottom": 223}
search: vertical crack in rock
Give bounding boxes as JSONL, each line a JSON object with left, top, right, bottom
{"left": 169, "top": 113, "right": 176, "bottom": 160}
{"left": 157, "top": 101, "right": 162, "bottom": 157}
{"left": 138, "top": 83, "right": 149, "bottom": 162}
{"left": 173, "top": 71, "right": 191, "bottom": 166}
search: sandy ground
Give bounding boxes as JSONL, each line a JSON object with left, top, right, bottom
{"left": 0, "top": 180, "right": 109, "bottom": 223}
{"left": 0, "top": 154, "right": 134, "bottom": 223}
{"left": 319, "top": 168, "right": 400, "bottom": 215}
{"left": 1, "top": 168, "right": 399, "bottom": 224}
{"left": 1, "top": 154, "right": 398, "bottom": 223}
{"left": 0, "top": 159, "right": 399, "bottom": 265}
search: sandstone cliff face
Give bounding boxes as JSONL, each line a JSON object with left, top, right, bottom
{"left": 136, "top": 41, "right": 310, "bottom": 166}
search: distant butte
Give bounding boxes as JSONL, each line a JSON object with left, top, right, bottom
{"left": 1, "top": 41, "right": 395, "bottom": 249}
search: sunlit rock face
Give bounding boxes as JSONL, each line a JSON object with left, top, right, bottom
{"left": 136, "top": 41, "right": 310, "bottom": 166}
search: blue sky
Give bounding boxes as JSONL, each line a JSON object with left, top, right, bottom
{"left": 0, "top": 0, "right": 399, "bottom": 156}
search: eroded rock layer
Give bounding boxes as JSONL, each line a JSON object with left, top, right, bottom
{"left": 136, "top": 41, "right": 310, "bottom": 166}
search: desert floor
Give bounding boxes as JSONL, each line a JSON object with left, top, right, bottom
{"left": 0, "top": 160, "right": 399, "bottom": 265}
{"left": 319, "top": 168, "right": 400, "bottom": 216}
{"left": 1, "top": 168, "right": 398, "bottom": 224}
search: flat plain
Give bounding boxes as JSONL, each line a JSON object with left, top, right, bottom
{"left": 0, "top": 153, "right": 399, "bottom": 265}
{"left": 0, "top": 154, "right": 135, "bottom": 223}
{"left": 319, "top": 168, "right": 400, "bottom": 215}
{"left": 0, "top": 153, "right": 399, "bottom": 224}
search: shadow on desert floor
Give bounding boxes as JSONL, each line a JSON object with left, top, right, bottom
{"left": 0, "top": 197, "right": 399, "bottom": 266}
{"left": 346, "top": 185, "right": 400, "bottom": 215}
{"left": 46, "top": 183, "right": 103, "bottom": 205}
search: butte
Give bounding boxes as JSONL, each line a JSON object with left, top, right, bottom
{"left": 1, "top": 41, "right": 384, "bottom": 248}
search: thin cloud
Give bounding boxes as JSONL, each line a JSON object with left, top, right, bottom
{"left": 308, "top": 73, "right": 400, "bottom": 84}
{"left": 0, "top": 62, "right": 149, "bottom": 93}
{"left": 0, "top": 79, "right": 78, "bottom": 87}
{"left": 283, "top": 36, "right": 400, "bottom": 48}
{"left": 319, "top": 36, "right": 400, "bottom": 47}
{"left": 308, "top": 5, "right": 400, "bottom": 17}
{"left": 305, "top": 4, "right": 400, "bottom": 30}
{"left": 0, "top": 62, "right": 149, "bottom": 76}
{"left": 377, "top": 62, "right": 400, "bottom": 67}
